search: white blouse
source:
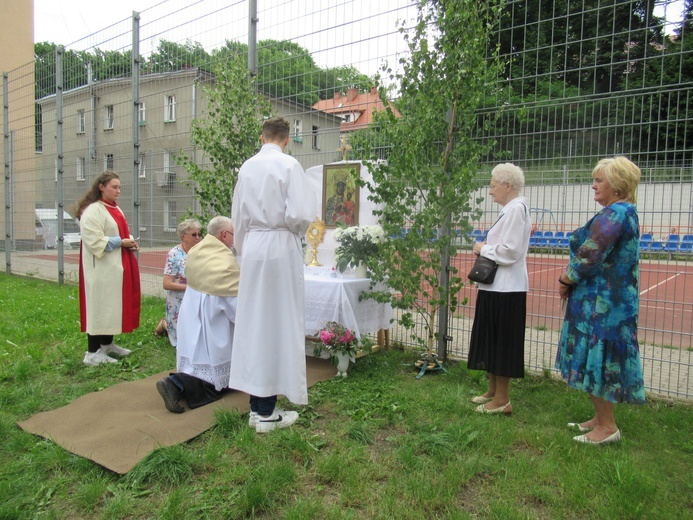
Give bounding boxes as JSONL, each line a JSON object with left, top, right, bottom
{"left": 477, "top": 196, "right": 531, "bottom": 292}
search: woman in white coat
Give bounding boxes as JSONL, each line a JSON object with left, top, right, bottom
{"left": 75, "top": 172, "right": 141, "bottom": 366}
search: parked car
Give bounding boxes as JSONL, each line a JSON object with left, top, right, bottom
{"left": 35, "top": 209, "right": 81, "bottom": 249}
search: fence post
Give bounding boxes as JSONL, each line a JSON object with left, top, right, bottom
{"left": 56, "top": 46, "right": 65, "bottom": 285}
{"left": 132, "top": 12, "right": 141, "bottom": 243}
{"left": 248, "top": 0, "right": 258, "bottom": 77}
{"left": 3, "top": 72, "right": 11, "bottom": 273}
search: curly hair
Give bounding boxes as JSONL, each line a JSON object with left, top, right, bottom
{"left": 74, "top": 171, "right": 120, "bottom": 219}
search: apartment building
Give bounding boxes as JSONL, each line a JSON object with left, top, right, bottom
{"left": 36, "top": 67, "right": 342, "bottom": 244}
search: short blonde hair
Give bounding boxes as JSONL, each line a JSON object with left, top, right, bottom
{"left": 178, "top": 218, "right": 201, "bottom": 237}
{"left": 491, "top": 163, "right": 525, "bottom": 193}
{"left": 593, "top": 156, "right": 641, "bottom": 203}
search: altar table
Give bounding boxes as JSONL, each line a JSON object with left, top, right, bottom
{"left": 304, "top": 266, "right": 392, "bottom": 345}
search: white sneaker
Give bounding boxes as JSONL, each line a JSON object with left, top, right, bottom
{"left": 255, "top": 409, "right": 299, "bottom": 433}
{"left": 83, "top": 350, "right": 118, "bottom": 366}
{"left": 248, "top": 411, "right": 259, "bottom": 427}
{"left": 99, "top": 343, "right": 131, "bottom": 356}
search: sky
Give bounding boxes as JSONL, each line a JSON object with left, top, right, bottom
{"left": 35, "top": 0, "right": 687, "bottom": 46}
{"left": 34, "top": 0, "right": 163, "bottom": 45}
{"left": 33, "top": 0, "right": 421, "bottom": 80}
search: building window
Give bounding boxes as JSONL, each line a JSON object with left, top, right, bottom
{"left": 138, "top": 152, "right": 146, "bottom": 178}
{"left": 312, "top": 125, "right": 319, "bottom": 150}
{"left": 77, "top": 157, "right": 85, "bottom": 181}
{"left": 77, "top": 110, "right": 86, "bottom": 134}
{"left": 105, "top": 105, "right": 114, "bottom": 130}
{"left": 163, "top": 151, "right": 174, "bottom": 173}
{"left": 293, "top": 119, "right": 303, "bottom": 143}
{"left": 36, "top": 104, "right": 43, "bottom": 153}
{"left": 138, "top": 101, "right": 146, "bottom": 126}
{"left": 105, "top": 153, "right": 114, "bottom": 171}
{"left": 165, "top": 200, "right": 177, "bottom": 232}
{"left": 164, "top": 95, "right": 176, "bottom": 122}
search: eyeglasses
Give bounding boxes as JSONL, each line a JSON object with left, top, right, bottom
{"left": 188, "top": 232, "right": 202, "bottom": 237}
{"left": 223, "top": 230, "right": 234, "bottom": 236}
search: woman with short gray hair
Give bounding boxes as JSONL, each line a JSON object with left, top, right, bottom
{"left": 467, "top": 163, "right": 531, "bottom": 415}
{"left": 159, "top": 217, "right": 202, "bottom": 347}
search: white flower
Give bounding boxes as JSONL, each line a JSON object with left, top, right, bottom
{"left": 364, "top": 225, "right": 385, "bottom": 243}
{"left": 332, "top": 224, "right": 386, "bottom": 272}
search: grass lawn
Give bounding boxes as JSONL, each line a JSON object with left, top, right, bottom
{"left": 0, "top": 272, "right": 691, "bottom": 519}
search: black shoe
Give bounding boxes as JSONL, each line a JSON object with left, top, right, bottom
{"left": 156, "top": 377, "right": 184, "bottom": 413}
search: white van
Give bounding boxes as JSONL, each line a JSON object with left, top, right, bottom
{"left": 35, "top": 209, "right": 81, "bottom": 249}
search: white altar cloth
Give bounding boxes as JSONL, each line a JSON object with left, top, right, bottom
{"left": 304, "top": 266, "right": 392, "bottom": 339}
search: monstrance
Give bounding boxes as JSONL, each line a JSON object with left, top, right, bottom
{"left": 305, "top": 218, "right": 326, "bottom": 266}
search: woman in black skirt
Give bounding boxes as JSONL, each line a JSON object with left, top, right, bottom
{"left": 468, "top": 163, "right": 531, "bottom": 415}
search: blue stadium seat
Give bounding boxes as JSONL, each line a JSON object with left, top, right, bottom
{"left": 680, "top": 242, "right": 693, "bottom": 254}
{"left": 530, "top": 230, "right": 547, "bottom": 247}
{"left": 664, "top": 235, "right": 680, "bottom": 253}
{"left": 640, "top": 233, "right": 652, "bottom": 251}
{"left": 649, "top": 241, "right": 663, "bottom": 252}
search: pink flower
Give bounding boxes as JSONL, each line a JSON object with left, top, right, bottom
{"left": 339, "top": 330, "right": 355, "bottom": 344}
{"left": 320, "top": 330, "right": 335, "bottom": 344}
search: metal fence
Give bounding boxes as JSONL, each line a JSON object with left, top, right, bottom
{"left": 2, "top": 0, "right": 691, "bottom": 399}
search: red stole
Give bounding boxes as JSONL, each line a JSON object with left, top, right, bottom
{"left": 104, "top": 200, "right": 141, "bottom": 332}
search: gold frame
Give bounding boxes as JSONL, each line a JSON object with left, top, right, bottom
{"left": 322, "top": 162, "right": 360, "bottom": 228}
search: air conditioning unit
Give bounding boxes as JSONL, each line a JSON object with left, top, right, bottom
{"left": 156, "top": 171, "right": 175, "bottom": 188}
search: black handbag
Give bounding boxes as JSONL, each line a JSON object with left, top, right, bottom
{"left": 468, "top": 212, "right": 501, "bottom": 284}
{"left": 467, "top": 256, "right": 498, "bottom": 284}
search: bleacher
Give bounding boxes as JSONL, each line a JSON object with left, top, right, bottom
{"left": 640, "top": 233, "right": 693, "bottom": 255}
{"left": 411, "top": 226, "right": 692, "bottom": 256}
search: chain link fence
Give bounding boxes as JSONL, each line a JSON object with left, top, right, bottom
{"left": 2, "top": 0, "right": 691, "bottom": 398}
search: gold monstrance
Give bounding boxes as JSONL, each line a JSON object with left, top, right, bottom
{"left": 306, "top": 218, "right": 326, "bottom": 266}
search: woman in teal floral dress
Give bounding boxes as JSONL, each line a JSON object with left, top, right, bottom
{"left": 163, "top": 218, "right": 202, "bottom": 347}
{"left": 556, "top": 156, "right": 646, "bottom": 445}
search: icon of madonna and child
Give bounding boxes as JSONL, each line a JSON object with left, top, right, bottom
{"left": 322, "top": 163, "right": 360, "bottom": 228}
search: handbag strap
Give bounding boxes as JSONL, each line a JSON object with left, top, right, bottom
{"left": 483, "top": 202, "right": 528, "bottom": 240}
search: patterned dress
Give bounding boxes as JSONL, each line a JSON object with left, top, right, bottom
{"left": 164, "top": 244, "right": 187, "bottom": 348}
{"left": 556, "top": 202, "right": 646, "bottom": 404}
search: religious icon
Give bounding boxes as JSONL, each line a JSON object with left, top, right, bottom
{"left": 322, "top": 163, "right": 360, "bottom": 228}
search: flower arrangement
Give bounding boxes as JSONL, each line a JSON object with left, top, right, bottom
{"left": 333, "top": 224, "right": 386, "bottom": 272}
{"left": 314, "top": 321, "right": 359, "bottom": 357}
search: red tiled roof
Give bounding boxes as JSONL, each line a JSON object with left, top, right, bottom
{"left": 312, "top": 86, "right": 400, "bottom": 132}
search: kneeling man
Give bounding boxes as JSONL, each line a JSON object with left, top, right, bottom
{"left": 156, "top": 216, "right": 239, "bottom": 412}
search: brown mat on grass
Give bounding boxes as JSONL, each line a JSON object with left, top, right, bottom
{"left": 17, "top": 356, "right": 336, "bottom": 474}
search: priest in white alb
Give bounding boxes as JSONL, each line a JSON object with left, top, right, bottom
{"left": 155, "top": 216, "right": 239, "bottom": 413}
